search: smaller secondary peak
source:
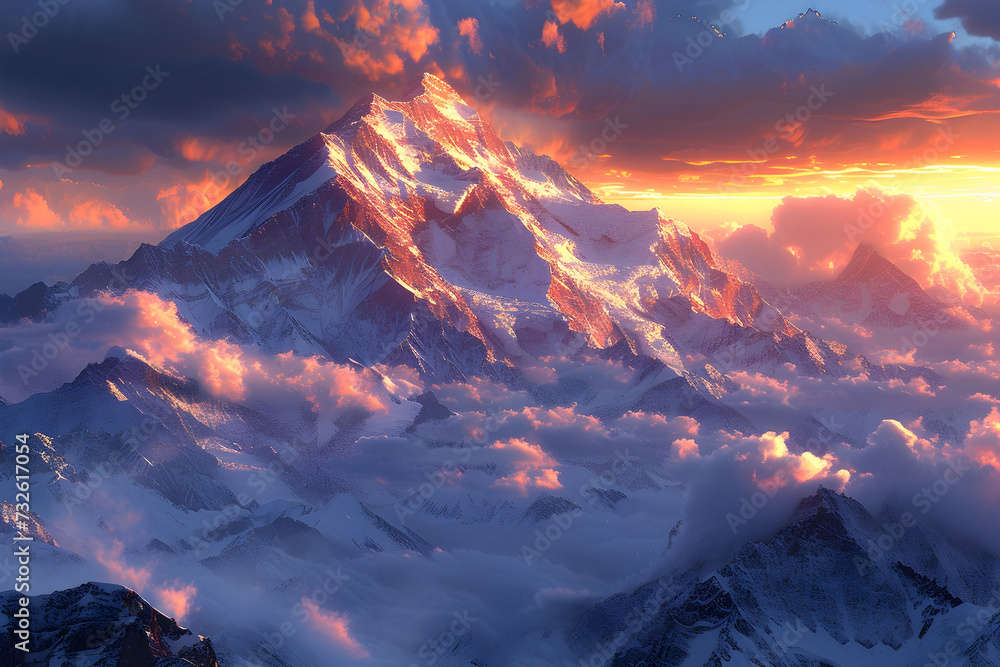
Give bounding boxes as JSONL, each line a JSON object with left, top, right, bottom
{"left": 836, "top": 242, "right": 901, "bottom": 283}
{"left": 790, "top": 485, "right": 852, "bottom": 523}
{"left": 105, "top": 345, "right": 129, "bottom": 361}
{"left": 780, "top": 7, "right": 838, "bottom": 29}
{"left": 403, "top": 72, "right": 463, "bottom": 103}
{"left": 321, "top": 92, "right": 386, "bottom": 135}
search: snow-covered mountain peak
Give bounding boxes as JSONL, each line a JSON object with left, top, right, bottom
{"left": 403, "top": 71, "right": 465, "bottom": 103}
{"left": 788, "top": 485, "right": 857, "bottom": 524}
{"left": 78, "top": 76, "right": 934, "bottom": 382}
{"left": 0, "top": 582, "right": 218, "bottom": 666}
{"left": 104, "top": 345, "right": 129, "bottom": 361}
{"left": 836, "top": 242, "right": 916, "bottom": 287}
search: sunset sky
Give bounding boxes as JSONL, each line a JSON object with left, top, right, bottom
{"left": 0, "top": 0, "right": 997, "bottom": 240}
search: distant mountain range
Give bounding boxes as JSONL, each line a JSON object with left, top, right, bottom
{"left": 1, "top": 74, "right": 996, "bottom": 666}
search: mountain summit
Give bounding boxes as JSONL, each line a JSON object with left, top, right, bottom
{"left": 153, "top": 74, "right": 862, "bottom": 379}
{"left": 7, "top": 75, "right": 925, "bottom": 385}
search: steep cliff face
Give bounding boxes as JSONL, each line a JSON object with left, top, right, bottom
{"left": 570, "top": 488, "right": 1000, "bottom": 666}
{"left": 4, "top": 74, "right": 925, "bottom": 388}
{"left": 0, "top": 582, "right": 218, "bottom": 666}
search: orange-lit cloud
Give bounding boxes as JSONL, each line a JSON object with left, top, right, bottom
{"left": 156, "top": 581, "right": 198, "bottom": 620}
{"left": 175, "top": 136, "right": 232, "bottom": 163}
{"left": 254, "top": 351, "right": 391, "bottom": 413}
{"left": 11, "top": 188, "right": 63, "bottom": 228}
{"left": 258, "top": 6, "right": 297, "bottom": 59}
{"left": 300, "top": 599, "right": 370, "bottom": 658}
{"left": 550, "top": 0, "right": 625, "bottom": 30}
{"left": 84, "top": 290, "right": 409, "bottom": 420}
{"left": 10, "top": 189, "right": 148, "bottom": 230}
{"left": 97, "top": 291, "right": 246, "bottom": 397}
{"left": 95, "top": 540, "right": 151, "bottom": 592}
{"left": 0, "top": 105, "right": 26, "bottom": 136}
{"left": 302, "top": 1, "right": 322, "bottom": 33}
{"left": 715, "top": 186, "right": 986, "bottom": 304}
{"left": 157, "top": 172, "right": 232, "bottom": 229}
{"left": 541, "top": 21, "right": 567, "bottom": 53}
{"left": 719, "top": 430, "right": 843, "bottom": 487}
{"left": 491, "top": 437, "right": 562, "bottom": 494}
{"left": 964, "top": 407, "right": 1000, "bottom": 468}
{"left": 335, "top": 0, "right": 440, "bottom": 81}
{"left": 69, "top": 200, "right": 142, "bottom": 229}
{"left": 627, "top": 0, "right": 656, "bottom": 30}
{"left": 458, "top": 17, "right": 483, "bottom": 56}
{"left": 672, "top": 438, "right": 700, "bottom": 459}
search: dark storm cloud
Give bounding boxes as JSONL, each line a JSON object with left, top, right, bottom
{"left": 0, "top": 0, "right": 996, "bottom": 182}
{"left": 935, "top": 0, "right": 1000, "bottom": 41}
{"left": 473, "top": 8, "right": 998, "bottom": 173}
{"left": 0, "top": 0, "right": 350, "bottom": 173}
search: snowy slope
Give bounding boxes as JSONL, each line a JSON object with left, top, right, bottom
{"left": 0, "top": 73, "right": 929, "bottom": 388}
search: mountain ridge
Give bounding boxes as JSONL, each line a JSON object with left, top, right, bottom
{"left": 0, "top": 75, "right": 935, "bottom": 392}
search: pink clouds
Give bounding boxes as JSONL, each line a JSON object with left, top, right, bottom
{"left": 626, "top": 0, "right": 656, "bottom": 30}
{"left": 11, "top": 188, "right": 146, "bottom": 230}
{"left": 550, "top": 0, "right": 624, "bottom": 30}
{"left": 672, "top": 438, "right": 700, "bottom": 459}
{"left": 458, "top": 17, "right": 483, "bottom": 56}
{"left": 740, "top": 431, "right": 838, "bottom": 484}
{"left": 12, "top": 188, "right": 63, "bottom": 228}
{"left": 98, "top": 291, "right": 246, "bottom": 398}
{"left": 431, "top": 376, "right": 530, "bottom": 412}
{"left": 156, "top": 581, "right": 198, "bottom": 620}
{"left": 156, "top": 172, "right": 231, "bottom": 229}
{"left": 523, "top": 405, "right": 602, "bottom": 433}
{"left": 69, "top": 200, "right": 138, "bottom": 229}
{"left": 253, "top": 351, "right": 391, "bottom": 413}
{"left": 301, "top": 1, "right": 322, "bottom": 34}
{"left": 491, "top": 437, "right": 562, "bottom": 494}
{"left": 716, "top": 186, "right": 985, "bottom": 304}
{"left": 615, "top": 412, "right": 699, "bottom": 440}
{"left": 726, "top": 370, "right": 796, "bottom": 407}
{"left": 541, "top": 21, "right": 567, "bottom": 53}
{"left": 87, "top": 291, "right": 407, "bottom": 415}
{"left": 0, "top": 104, "right": 26, "bottom": 136}
{"left": 334, "top": 0, "right": 440, "bottom": 81}
{"left": 964, "top": 407, "right": 1000, "bottom": 468}
{"left": 95, "top": 540, "right": 151, "bottom": 591}
{"left": 300, "top": 599, "right": 370, "bottom": 658}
